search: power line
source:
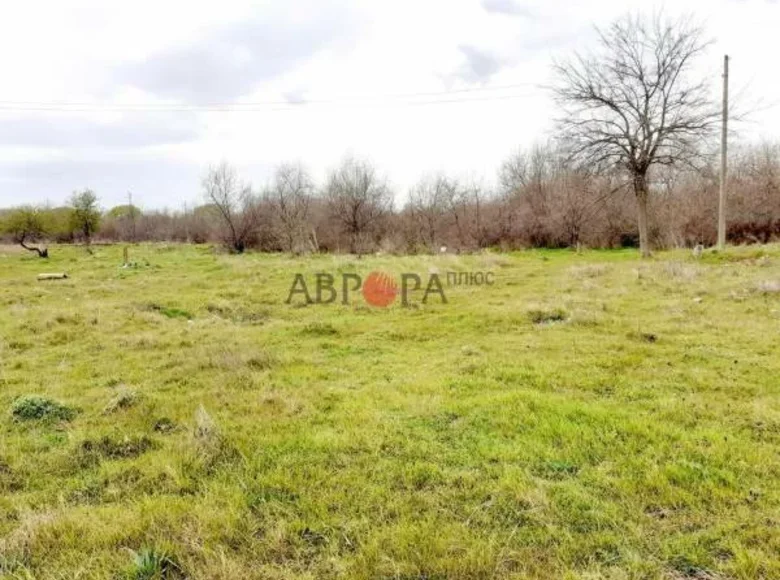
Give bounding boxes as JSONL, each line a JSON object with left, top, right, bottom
{"left": 0, "top": 84, "right": 543, "bottom": 113}
{"left": 0, "top": 94, "right": 539, "bottom": 112}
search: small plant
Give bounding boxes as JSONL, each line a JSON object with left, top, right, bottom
{"left": 301, "top": 321, "right": 339, "bottom": 336}
{"left": 194, "top": 405, "right": 218, "bottom": 442}
{"left": 126, "top": 547, "right": 183, "bottom": 580}
{"left": 104, "top": 389, "right": 140, "bottom": 414}
{"left": 533, "top": 460, "right": 580, "bottom": 480}
{"left": 190, "top": 406, "right": 240, "bottom": 472}
{"left": 11, "top": 396, "right": 76, "bottom": 422}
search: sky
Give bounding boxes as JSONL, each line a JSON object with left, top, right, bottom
{"left": 0, "top": 0, "right": 778, "bottom": 210}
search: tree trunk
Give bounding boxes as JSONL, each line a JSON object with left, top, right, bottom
{"left": 633, "top": 172, "right": 651, "bottom": 258}
{"left": 350, "top": 231, "right": 359, "bottom": 256}
{"left": 19, "top": 237, "right": 48, "bottom": 258}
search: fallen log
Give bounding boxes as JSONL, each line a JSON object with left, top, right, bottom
{"left": 37, "top": 273, "right": 68, "bottom": 281}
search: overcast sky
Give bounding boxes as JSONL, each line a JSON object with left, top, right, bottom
{"left": 0, "top": 0, "right": 778, "bottom": 210}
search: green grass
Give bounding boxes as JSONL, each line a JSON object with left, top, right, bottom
{"left": 0, "top": 243, "right": 778, "bottom": 579}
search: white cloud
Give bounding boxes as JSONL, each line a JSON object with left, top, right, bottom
{"left": 481, "top": 0, "right": 535, "bottom": 17}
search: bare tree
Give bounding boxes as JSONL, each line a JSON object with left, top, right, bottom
{"left": 463, "top": 179, "right": 492, "bottom": 249}
{"left": 269, "top": 163, "right": 314, "bottom": 253}
{"left": 202, "top": 162, "right": 258, "bottom": 253}
{"left": 325, "top": 157, "right": 393, "bottom": 255}
{"left": 440, "top": 180, "right": 471, "bottom": 250}
{"left": 498, "top": 144, "right": 558, "bottom": 247}
{"left": 407, "top": 174, "right": 455, "bottom": 250}
{"left": 553, "top": 13, "right": 717, "bottom": 257}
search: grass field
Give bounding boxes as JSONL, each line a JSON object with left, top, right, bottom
{"left": 0, "top": 243, "right": 778, "bottom": 579}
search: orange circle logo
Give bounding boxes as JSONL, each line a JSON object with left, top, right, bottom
{"left": 362, "top": 271, "right": 398, "bottom": 307}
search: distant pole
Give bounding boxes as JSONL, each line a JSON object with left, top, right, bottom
{"left": 183, "top": 202, "right": 190, "bottom": 242}
{"left": 717, "top": 55, "right": 729, "bottom": 250}
{"left": 128, "top": 191, "right": 136, "bottom": 243}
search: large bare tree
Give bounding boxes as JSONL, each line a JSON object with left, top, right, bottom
{"left": 269, "top": 163, "right": 314, "bottom": 254}
{"left": 407, "top": 174, "right": 456, "bottom": 250}
{"left": 325, "top": 157, "right": 392, "bottom": 255}
{"left": 553, "top": 14, "right": 717, "bottom": 257}
{"left": 202, "top": 162, "right": 259, "bottom": 253}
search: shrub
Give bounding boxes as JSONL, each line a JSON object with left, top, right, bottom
{"left": 11, "top": 396, "right": 76, "bottom": 422}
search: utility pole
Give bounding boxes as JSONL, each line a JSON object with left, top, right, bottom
{"left": 717, "top": 54, "right": 729, "bottom": 250}
{"left": 128, "top": 191, "right": 136, "bottom": 243}
{"left": 183, "top": 202, "right": 190, "bottom": 243}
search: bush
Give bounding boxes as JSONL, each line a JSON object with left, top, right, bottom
{"left": 11, "top": 396, "right": 76, "bottom": 422}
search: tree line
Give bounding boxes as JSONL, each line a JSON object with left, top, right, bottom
{"left": 2, "top": 141, "right": 779, "bottom": 257}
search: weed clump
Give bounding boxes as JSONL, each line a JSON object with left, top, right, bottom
{"left": 527, "top": 307, "right": 568, "bottom": 324}
{"left": 205, "top": 303, "right": 270, "bottom": 324}
{"left": 628, "top": 331, "right": 659, "bottom": 343}
{"left": 153, "top": 417, "right": 177, "bottom": 433}
{"left": 125, "top": 547, "right": 184, "bottom": 580}
{"left": 302, "top": 321, "right": 339, "bottom": 336}
{"left": 533, "top": 460, "right": 580, "bottom": 480}
{"left": 143, "top": 303, "right": 193, "bottom": 320}
{"left": 663, "top": 262, "right": 700, "bottom": 281}
{"left": 0, "top": 457, "right": 22, "bottom": 492}
{"left": 246, "top": 351, "right": 277, "bottom": 371}
{"left": 189, "top": 406, "right": 240, "bottom": 473}
{"left": 201, "top": 348, "right": 277, "bottom": 372}
{"left": 78, "top": 435, "right": 156, "bottom": 462}
{"left": 104, "top": 389, "right": 140, "bottom": 414}
{"left": 570, "top": 264, "right": 608, "bottom": 279}
{"left": 11, "top": 396, "right": 76, "bottom": 422}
